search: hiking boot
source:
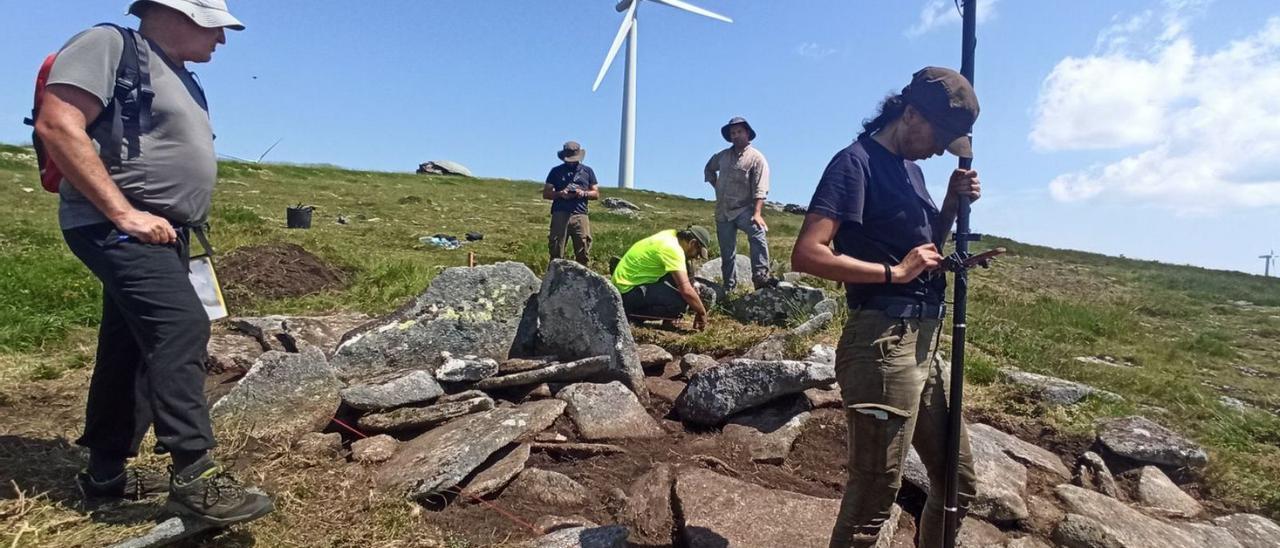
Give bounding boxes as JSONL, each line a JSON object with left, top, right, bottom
{"left": 76, "top": 467, "right": 169, "bottom": 501}
{"left": 752, "top": 276, "right": 780, "bottom": 290}
{"left": 164, "top": 457, "right": 274, "bottom": 527}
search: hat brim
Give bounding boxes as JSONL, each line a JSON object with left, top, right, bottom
{"left": 720, "top": 122, "right": 757, "bottom": 143}
{"left": 943, "top": 134, "right": 972, "bottom": 159}
{"left": 129, "top": 0, "right": 246, "bottom": 30}
{"left": 557, "top": 149, "right": 586, "bottom": 162}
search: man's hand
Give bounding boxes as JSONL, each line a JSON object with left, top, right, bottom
{"left": 945, "top": 169, "right": 981, "bottom": 204}
{"left": 114, "top": 210, "right": 177, "bottom": 244}
{"left": 891, "top": 243, "right": 943, "bottom": 283}
{"left": 751, "top": 213, "right": 769, "bottom": 232}
{"left": 692, "top": 312, "right": 707, "bottom": 331}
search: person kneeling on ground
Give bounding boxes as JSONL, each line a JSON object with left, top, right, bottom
{"left": 611, "top": 226, "right": 713, "bottom": 330}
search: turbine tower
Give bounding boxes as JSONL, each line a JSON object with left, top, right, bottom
{"left": 592, "top": 0, "right": 732, "bottom": 189}
{"left": 1262, "top": 250, "right": 1276, "bottom": 277}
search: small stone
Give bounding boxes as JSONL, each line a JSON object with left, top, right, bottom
{"left": 678, "top": 353, "right": 719, "bottom": 379}
{"left": 1000, "top": 368, "right": 1121, "bottom": 406}
{"left": 806, "top": 344, "right": 835, "bottom": 365}
{"left": 1097, "top": 415, "right": 1209, "bottom": 469}
{"left": 804, "top": 387, "right": 843, "bottom": 409}
{"left": 352, "top": 434, "right": 398, "bottom": 463}
{"left": 435, "top": 352, "right": 499, "bottom": 382}
{"left": 1074, "top": 451, "right": 1120, "bottom": 498}
{"left": 636, "top": 344, "right": 673, "bottom": 371}
{"left": 294, "top": 432, "right": 342, "bottom": 457}
{"left": 340, "top": 370, "right": 444, "bottom": 412}
{"left": 557, "top": 381, "right": 664, "bottom": 440}
{"left": 506, "top": 468, "right": 591, "bottom": 506}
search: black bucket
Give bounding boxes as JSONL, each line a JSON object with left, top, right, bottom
{"left": 286, "top": 206, "right": 313, "bottom": 229}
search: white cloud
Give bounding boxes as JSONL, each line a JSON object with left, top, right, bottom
{"left": 1033, "top": 1, "right": 1280, "bottom": 214}
{"left": 906, "top": 0, "right": 998, "bottom": 38}
{"left": 794, "top": 42, "right": 837, "bottom": 60}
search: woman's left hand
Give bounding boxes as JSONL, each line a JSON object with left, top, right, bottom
{"left": 947, "top": 169, "right": 981, "bottom": 202}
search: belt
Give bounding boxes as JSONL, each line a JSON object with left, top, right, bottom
{"left": 858, "top": 296, "right": 946, "bottom": 320}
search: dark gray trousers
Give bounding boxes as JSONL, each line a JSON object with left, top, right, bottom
{"left": 63, "top": 222, "right": 215, "bottom": 458}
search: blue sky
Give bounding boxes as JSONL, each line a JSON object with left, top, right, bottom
{"left": 2, "top": 0, "right": 1278, "bottom": 275}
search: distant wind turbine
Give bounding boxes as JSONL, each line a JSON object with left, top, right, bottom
{"left": 1261, "top": 250, "right": 1277, "bottom": 277}
{"left": 592, "top": 0, "right": 732, "bottom": 189}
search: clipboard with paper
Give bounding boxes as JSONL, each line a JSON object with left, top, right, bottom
{"left": 187, "top": 226, "right": 227, "bottom": 321}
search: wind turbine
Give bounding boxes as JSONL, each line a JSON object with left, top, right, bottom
{"left": 1261, "top": 250, "right": 1276, "bottom": 277}
{"left": 592, "top": 0, "right": 732, "bottom": 189}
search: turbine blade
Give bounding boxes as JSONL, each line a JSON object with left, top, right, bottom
{"left": 593, "top": 4, "right": 637, "bottom": 91}
{"left": 650, "top": 0, "right": 732, "bottom": 23}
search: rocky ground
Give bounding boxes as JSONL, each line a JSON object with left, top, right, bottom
{"left": 61, "top": 259, "right": 1270, "bottom": 547}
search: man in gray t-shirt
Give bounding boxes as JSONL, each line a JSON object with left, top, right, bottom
{"left": 34, "top": 0, "right": 272, "bottom": 527}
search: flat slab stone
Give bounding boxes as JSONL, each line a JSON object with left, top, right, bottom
{"left": 673, "top": 467, "right": 900, "bottom": 548}
{"left": 644, "top": 377, "right": 687, "bottom": 404}
{"left": 1000, "top": 369, "right": 1121, "bottom": 406}
{"left": 518, "top": 525, "right": 628, "bottom": 548}
{"left": 376, "top": 399, "right": 565, "bottom": 501}
{"left": 530, "top": 442, "right": 628, "bottom": 458}
{"left": 1176, "top": 522, "right": 1245, "bottom": 548}
{"left": 210, "top": 347, "right": 340, "bottom": 442}
{"left": 723, "top": 395, "right": 812, "bottom": 464}
{"left": 474, "top": 356, "right": 611, "bottom": 391}
{"left": 340, "top": 370, "right": 443, "bottom": 411}
{"left": 1054, "top": 484, "right": 1199, "bottom": 547}
{"left": 620, "top": 465, "right": 674, "bottom": 546}
{"left": 675, "top": 359, "right": 835, "bottom": 426}
{"left": 108, "top": 516, "right": 217, "bottom": 548}
{"left": 969, "top": 423, "right": 1070, "bottom": 482}
{"left": 1213, "top": 513, "right": 1280, "bottom": 548}
{"left": 1097, "top": 416, "right": 1209, "bottom": 469}
{"left": 501, "top": 356, "right": 559, "bottom": 375}
{"left": 357, "top": 393, "right": 494, "bottom": 433}
{"left": 1135, "top": 465, "right": 1202, "bottom": 517}
{"left": 460, "top": 443, "right": 531, "bottom": 500}
{"left": 557, "top": 381, "right": 664, "bottom": 440}
{"left": 436, "top": 353, "right": 499, "bottom": 382}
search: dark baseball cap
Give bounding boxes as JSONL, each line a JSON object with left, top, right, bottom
{"left": 684, "top": 225, "right": 712, "bottom": 258}
{"left": 901, "top": 67, "right": 979, "bottom": 158}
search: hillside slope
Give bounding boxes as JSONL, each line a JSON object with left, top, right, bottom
{"left": 1, "top": 143, "right": 1278, "bottom": 545}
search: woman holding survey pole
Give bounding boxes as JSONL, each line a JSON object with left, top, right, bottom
{"left": 790, "top": 67, "right": 982, "bottom": 548}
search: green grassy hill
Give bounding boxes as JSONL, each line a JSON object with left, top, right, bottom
{"left": 2, "top": 142, "right": 1279, "bottom": 537}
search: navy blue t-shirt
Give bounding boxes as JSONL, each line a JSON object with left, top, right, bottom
{"left": 807, "top": 136, "right": 946, "bottom": 305}
{"left": 546, "top": 163, "right": 599, "bottom": 215}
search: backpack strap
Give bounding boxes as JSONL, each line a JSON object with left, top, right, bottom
{"left": 92, "top": 23, "right": 152, "bottom": 171}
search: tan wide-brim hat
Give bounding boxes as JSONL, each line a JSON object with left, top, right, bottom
{"left": 557, "top": 141, "right": 586, "bottom": 162}
{"left": 128, "top": 0, "right": 245, "bottom": 31}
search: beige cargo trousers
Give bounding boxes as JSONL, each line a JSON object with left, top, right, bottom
{"left": 829, "top": 309, "right": 978, "bottom": 548}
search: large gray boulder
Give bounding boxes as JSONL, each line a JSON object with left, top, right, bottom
{"left": 674, "top": 468, "right": 899, "bottom": 548}
{"left": 210, "top": 347, "right": 340, "bottom": 441}
{"left": 376, "top": 399, "right": 565, "bottom": 501}
{"left": 1097, "top": 416, "right": 1209, "bottom": 469}
{"left": 1054, "top": 484, "right": 1200, "bottom": 547}
{"left": 1000, "top": 369, "right": 1122, "bottom": 406}
{"left": 1213, "top": 514, "right": 1280, "bottom": 548}
{"left": 904, "top": 423, "right": 1030, "bottom": 524}
{"left": 339, "top": 370, "right": 443, "bottom": 411}
{"left": 557, "top": 381, "right": 664, "bottom": 440}
{"left": 727, "top": 282, "right": 828, "bottom": 326}
{"left": 697, "top": 254, "right": 753, "bottom": 289}
{"left": 675, "top": 359, "right": 835, "bottom": 426}
{"left": 533, "top": 260, "right": 647, "bottom": 401}
{"left": 331, "top": 262, "right": 540, "bottom": 375}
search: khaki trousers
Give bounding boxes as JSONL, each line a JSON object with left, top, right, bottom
{"left": 549, "top": 212, "right": 591, "bottom": 265}
{"left": 829, "top": 310, "right": 977, "bottom": 548}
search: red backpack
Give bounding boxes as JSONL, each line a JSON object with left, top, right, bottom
{"left": 24, "top": 24, "right": 152, "bottom": 193}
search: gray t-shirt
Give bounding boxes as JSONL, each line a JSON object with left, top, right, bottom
{"left": 47, "top": 27, "right": 217, "bottom": 229}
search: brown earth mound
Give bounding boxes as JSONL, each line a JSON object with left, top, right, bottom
{"left": 218, "top": 243, "right": 349, "bottom": 306}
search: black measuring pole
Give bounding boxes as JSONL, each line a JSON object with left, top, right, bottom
{"left": 942, "top": 1, "right": 977, "bottom": 547}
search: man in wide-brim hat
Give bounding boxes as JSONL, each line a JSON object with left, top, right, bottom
{"left": 704, "top": 116, "right": 772, "bottom": 293}
{"left": 543, "top": 141, "right": 600, "bottom": 265}
{"left": 34, "top": 0, "right": 274, "bottom": 527}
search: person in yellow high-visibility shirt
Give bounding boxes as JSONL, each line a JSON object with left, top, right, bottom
{"left": 612, "top": 226, "right": 712, "bottom": 330}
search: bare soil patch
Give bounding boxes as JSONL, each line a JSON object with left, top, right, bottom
{"left": 218, "top": 243, "right": 349, "bottom": 306}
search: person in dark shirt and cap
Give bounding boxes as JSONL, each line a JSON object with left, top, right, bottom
{"left": 543, "top": 141, "right": 600, "bottom": 265}
{"left": 790, "top": 67, "right": 982, "bottom": 548}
